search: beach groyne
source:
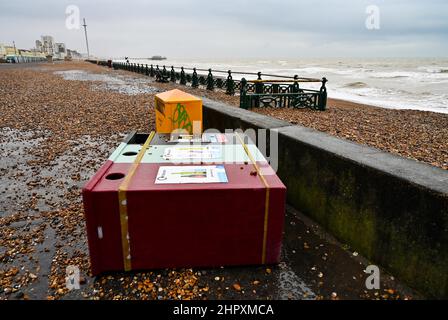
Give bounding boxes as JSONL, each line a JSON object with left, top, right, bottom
{"left": 202, "top": 97, "right": 448, "bottom": 299}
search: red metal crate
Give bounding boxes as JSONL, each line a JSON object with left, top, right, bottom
{"left": 83, "top": 132, "right": 286, "bottom": 275}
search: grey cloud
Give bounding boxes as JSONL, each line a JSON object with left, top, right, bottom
{"left": 0, "top": 0, "right": 447, "bottom": 58}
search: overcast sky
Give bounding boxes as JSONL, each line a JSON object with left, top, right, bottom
{"left": 1, "top": 0, "right": 447, "bottom": 59}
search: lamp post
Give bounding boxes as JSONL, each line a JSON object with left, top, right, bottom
{"left": 82, "top": 18, "right": 90, "bottom": 58}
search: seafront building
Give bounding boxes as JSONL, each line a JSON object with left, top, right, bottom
{"left": 54, "top": 42, "right": 66, "bottom": 60}
{"left": 41, "top": 35, "right": 55, "bottom": 56}
{"left": 0, "top": 43, "right": 46, "bottom": 63}
{"left": 35, "top": 40, "right": 43, "bottom": 52}
{"left": 1, "top": 35, "right": 83, "bottom": 63}
{"left": 66, "top": 49, "right": 82, "bottom": 59}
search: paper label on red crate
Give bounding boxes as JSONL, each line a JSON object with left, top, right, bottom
{"left": 169, "top": 134, "right": 202, "bottom": 143}
{"left": 163, "top": 146, "right": 222, "bottom": 160}
{"left": 206, "top": 134, "right": 227, "bottom": 143}
{"left": 168, "top": 133, "right": 228, "bottom": 144}
{"left": 155, "top": 165, "right": 228, "bottom": 184}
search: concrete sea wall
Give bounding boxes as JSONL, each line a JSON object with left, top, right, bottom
{"left": 202, "top": 97, "right": 448, "bottom": 298}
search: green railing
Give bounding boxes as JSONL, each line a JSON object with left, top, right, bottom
{"left": 98, "top": 61, "right": 328, "bottom": 110}
{"left": 240, "top": 78, "right": 327, "bottom": 111}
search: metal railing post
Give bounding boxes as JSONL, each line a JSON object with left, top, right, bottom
{"left": 207, "top": 69, "right": 214, "bottom": 91}
{"left": 226, "top": 70, "right": 235, "bottom": 95}
{"left": 155, "top": 65, "right": 161, "bottom": 81}
{"left": 254, "top": 72, "right": 263, "bottom": 108}
{"left": 180, "top": 67, "right": 186, "bottom": 85}
{"left": 192, "top": 68, "right": 199, "bottom": 88}
{"left": 240, "top": 78, "right": 249, "bottom": 109}
{"left": 292, "top": 75, "right": 300, "bottom": 93}
{"left": 170, "top": 66, "right": 176, "bottom": 82}
{"left": 318, "top": 77, "right": 328, "bottom": 111}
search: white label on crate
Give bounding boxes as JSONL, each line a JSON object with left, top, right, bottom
{"left": 155, "top": 165, "right": 228, "bottom": 184}
{"left": 169, "top": 134, "right": 202, "bottom": 143}
{"left": 169, "top": 133, "right": 228, "bottom": 144}
{"left": 163, "top": 146, "right": 221, "bottom": 160}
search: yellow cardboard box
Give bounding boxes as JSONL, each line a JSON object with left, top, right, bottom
{"left": 154, "top": 89, "right": 202, "bottom": 134}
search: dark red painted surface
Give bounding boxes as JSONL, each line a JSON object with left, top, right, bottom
{"left": 83, "top": 161, "right": 286, "bottom": 275}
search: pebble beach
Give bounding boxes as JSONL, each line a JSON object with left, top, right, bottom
{"left": 143, "top": 73, "right": 448, "bottom": 170}
{"left": 1, "top": 60, "right": 439, "bottom": 300}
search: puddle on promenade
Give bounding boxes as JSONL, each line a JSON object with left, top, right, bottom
{"left": 54, "top": 70, "right": 160, "bottom": 95}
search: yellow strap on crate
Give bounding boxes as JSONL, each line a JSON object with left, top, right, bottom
{"left": 118, "top": 131, "right": 155, "bottom": 271}
{"left": 235, "top": 132, "right": 270, "bottom": 264}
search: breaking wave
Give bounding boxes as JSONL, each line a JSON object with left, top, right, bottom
{"left": 343, "top": 81, "right": 369, "bottom": 88}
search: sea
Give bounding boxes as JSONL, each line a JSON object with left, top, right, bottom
{"left": 119, "top": 58, "right": 448, "bottom": 114}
